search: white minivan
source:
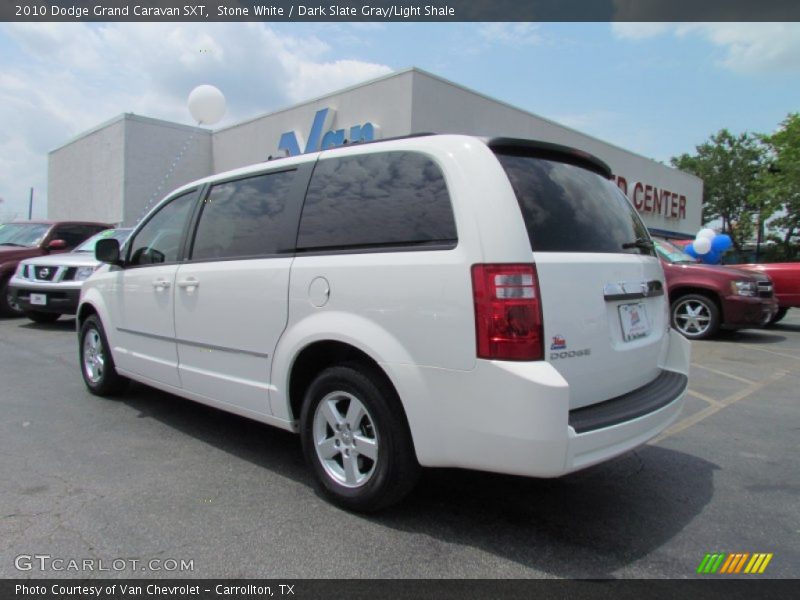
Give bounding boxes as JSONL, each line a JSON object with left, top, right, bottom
{"left": 77, "top": 134, "right": 690, "bottom": 511}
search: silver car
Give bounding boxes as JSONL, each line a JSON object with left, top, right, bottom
{"left": 9, "top": 228, "right": 131, "bottom": 323}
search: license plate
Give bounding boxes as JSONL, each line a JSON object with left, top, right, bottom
{"left": 619, "top": 302, "right": 651, "bottom": 342}
{"left": 29, "top": 293, "right": 47, "bottom": 306}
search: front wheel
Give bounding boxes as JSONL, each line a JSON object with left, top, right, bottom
{"left": 300, "top": 364, "right": 419, "bottom": 512}
{"left": 79, "top": 315, "right": 129, "bottom": 396}
{"left": 769, "top": 307, "right": 789, "bottom": 325}
{"left": 0, "top": 278, "right": 24, "bottom": 317}
{"left": 671, "top": 293, "right": 720, "bottom": 340}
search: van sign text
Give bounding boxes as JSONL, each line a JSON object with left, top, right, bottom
{"left": 277, "top": 108, "right": 379, "bottom": 157}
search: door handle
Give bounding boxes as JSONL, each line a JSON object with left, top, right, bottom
{"left": 177, "top": 278, "right": 200, "bottom": 291}
{"left": 152, "top": 278, "right": 171, "bottom": 290}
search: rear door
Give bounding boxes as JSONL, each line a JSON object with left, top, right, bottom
{"left": 494, "top": 149, "right": 668, "bottom": 409}
{"left": 173, "top": 166, "right": 306, "bottom": 416}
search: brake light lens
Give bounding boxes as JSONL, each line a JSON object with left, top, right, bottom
{"left": 471, "top": 264, "right": 544, "bottom": 361}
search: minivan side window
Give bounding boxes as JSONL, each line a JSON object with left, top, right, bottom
{"left": 297, "top": 152, "right": 457, "bottom": 251}
{"left": 190, "top": 170, "right": 296, "bottom": 261}
{"left": 127, "top": 191, "right": 196, "bottom": 266}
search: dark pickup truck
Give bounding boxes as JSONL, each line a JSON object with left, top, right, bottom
{"left": 0, "top": 221, "right": 110, "bottom": 316}
{"left": 654, "top": 239, "right": 778, "bottom": 339}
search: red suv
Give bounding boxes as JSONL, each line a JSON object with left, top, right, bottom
{"left": 734, "top": 262, "right": 800, "bottom": 325}
{"left": 654, "top": 239, "right": 778, "bottom": 339}
{"left": 0, "top": 221, "right": 110, "bottom": 316}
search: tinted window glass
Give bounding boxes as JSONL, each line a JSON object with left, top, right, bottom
{"left": 191, "top": 170, "right": 296, "bottom": 260}
{"left": 0, "top": 223, "right": 50, "bottom": 248}
{"left": 51, "top": 224, "right": 105, "bottom": 248}
{"left": 128, "top": 191, "right": 196, "bottom": 266}
{"left": 495, "top": 152, "right": 653, "bottom": 255}
{"left": 654, "top": 239, "right": 697, "bottom": 264}
{"left": 297, "top": 152, "right": 456, "bottom": 250}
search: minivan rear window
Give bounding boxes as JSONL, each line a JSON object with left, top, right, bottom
{"left": 495, "top": 151, "right": 653, "bottom": 255}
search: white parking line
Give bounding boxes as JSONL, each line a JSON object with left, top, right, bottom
{"left": 690, "top": 363, "right": 756, "bottom": 385}
{"left": 652, "top": 369, "right": 788, "bottom": 443}
{"left": 687, "top": 389, "right": 723, "bottom": 407}
{"left": 746, "top": 346, "right": 800, "bottom": 361}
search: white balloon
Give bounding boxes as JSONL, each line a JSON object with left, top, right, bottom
{"left": 188, "top": 85, "right": 226, "bottom": 125}
{"left": 697, "top": 228, "right": 716, "bottom": 240}
{"left": 694, "top": 236, "right": 712, "bottom": 255}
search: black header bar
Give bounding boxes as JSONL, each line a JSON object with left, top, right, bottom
{"left": 2, "top": 0, "right": 800, "bottom": 22}
{"left": 3, "top": 579, "right": 800, "bottom": 600}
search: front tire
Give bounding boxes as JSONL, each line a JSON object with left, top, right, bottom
{"left": 769, "top": 307, "right": 789, "bottom": 325}
{"left": 0, "top": 277, "right": 24, "bottom": 317}
{"left": 671, "top": 293, "right": 720, "bottom": 340}
{"left": 300, "top": 364, "right": 420, "bottom": 512}
{"left": 79, "top": 315, "right": 128, "bottom": 396}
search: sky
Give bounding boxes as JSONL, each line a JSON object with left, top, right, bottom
{"left": 0, "top": 21, "right": 799, "bottom": 220}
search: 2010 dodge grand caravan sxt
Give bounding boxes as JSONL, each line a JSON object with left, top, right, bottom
{"left": 77, "top": 134, "right": 690, "bottom": 511}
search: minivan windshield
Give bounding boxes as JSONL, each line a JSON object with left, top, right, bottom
{"left": 494, "top": 151, "right": 654, "bottom": 255}
{"left": 654, "top": 239, "right": 698, "bottom": 264}
{"left": 0, "top": 223, "right": 51, "bottom": 248}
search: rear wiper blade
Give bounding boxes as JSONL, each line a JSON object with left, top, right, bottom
{"left": 622, "top": 237, "right": 654, "bottom": 250}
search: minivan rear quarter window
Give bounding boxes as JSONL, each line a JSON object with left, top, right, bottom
{"left": 495, "top": 151, "right": 652, "bottom": 255}
{"left": 297, "top": 152, "right": 457, "bottom": 251}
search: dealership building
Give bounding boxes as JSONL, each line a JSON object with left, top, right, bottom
{"left": 48, "top": 68, "right": 702, "bottom": 238}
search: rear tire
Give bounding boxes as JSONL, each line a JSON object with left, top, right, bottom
{"left": 25, "top": 310, "right": 61, "bottom": 324}
{"left": 0, "top": 277, "right": 24, "bottom": 317}
{"left": 300, "top": 363, "right": 420, "bottom": 512}
{"left": 79, "top": 315, "right": 129, "bottom": 396}
{"left": 671, "top": 293, "right": 720, "bottom": 340}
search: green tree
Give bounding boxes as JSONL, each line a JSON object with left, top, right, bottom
{"left": 671, "top": 129, "right": 770, "bottom": 251}
{"left": 762, "top": 113, "right": 800, "bottom": 260}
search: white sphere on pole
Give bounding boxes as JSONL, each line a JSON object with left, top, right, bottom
{"left": 697, "top": 228, "right": 716, "bottom": 240}
{"left": 188, "top": 85, "right": 226, "bottom": 125}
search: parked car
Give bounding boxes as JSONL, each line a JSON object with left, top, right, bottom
{"left": 654, "top": 238, "right": 778, "bottom": 339}
{"left": 77, "top": 134, "right": 690, "bottom": 511}
{"left": 732, "top": 262, "right": 800, "bottom": 324}
{"left": 0, "top": 221, "right": 111, "bottom": 316}
{"left": 9, "top": 228, "right": 132, "bottom": 323}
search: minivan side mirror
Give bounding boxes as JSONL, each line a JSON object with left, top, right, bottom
{"left": 95, "top": 238, "right": 121, "bottom": 264}
{"left": 47, "top": 239, "right": 67, "bottom": 250}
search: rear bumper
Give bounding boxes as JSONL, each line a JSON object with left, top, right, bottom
{"left": 396, "top": 329, "right": 691, "bottom": 477}
{"left": 722, "top": 295, "right": 778, "bottom": 328}
{"left": 9, "top": 283, "right": 80, "bottom": 315}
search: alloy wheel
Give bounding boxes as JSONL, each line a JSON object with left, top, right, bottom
{"left": 82, "top": 328, "right": 105, "bottom": 384}
{"left": 312, "top": 391, "right": 379, "bottom": 488}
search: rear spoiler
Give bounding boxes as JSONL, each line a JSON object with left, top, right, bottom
{"left": 484, "top": 137, "right": 613, "bottom": 179}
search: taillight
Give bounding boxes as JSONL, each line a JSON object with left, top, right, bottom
{"left": 471, "top": 264, "right": 544, "bottom": 361}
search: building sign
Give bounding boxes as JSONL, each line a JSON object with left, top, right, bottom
{"left": 613, "top": 175, "right": 687, "bottom": 220}
{"left": 277, "top": 108, "right": 379, "bottom": 156}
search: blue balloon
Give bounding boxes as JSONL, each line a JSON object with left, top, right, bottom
{"left": 684, "top": 243, "right": 698, "bottom": 258}
{"left": 702, "top": 250, "right": 721, "bottom": 264}
{"left": 711, "top": 234, "right": 733, "bottom": 252}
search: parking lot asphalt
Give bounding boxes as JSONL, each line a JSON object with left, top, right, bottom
{"left": 1, "top": 313, "right": 798, "bottom": 579}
